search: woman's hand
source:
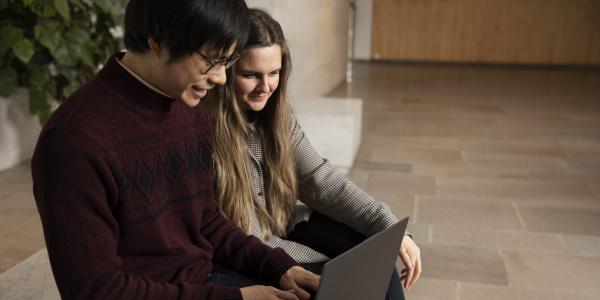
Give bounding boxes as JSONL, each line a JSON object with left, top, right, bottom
{"left": 279, "top": 266, "right": 320, "bottom": 300}
{"left": 398, "top": 235, "right": 422, "bottom": 289}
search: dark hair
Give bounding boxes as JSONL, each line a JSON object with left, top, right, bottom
{"left": 124, "top": 0, "right": 249, "bottom": 62}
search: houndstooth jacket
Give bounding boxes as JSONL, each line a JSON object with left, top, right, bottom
{"left": 245, "top": 117, "right": 399, "bottom": 263}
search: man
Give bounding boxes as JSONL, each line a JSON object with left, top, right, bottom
{"left": 31, "top": 1, "right": 318, "bottom": 299}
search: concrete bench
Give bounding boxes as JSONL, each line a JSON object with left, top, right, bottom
{"left": 0, "top": 248, "right": 59, "bottom": 300}
{"left": 294, "top": 97, "right": 363, "bottom": 174}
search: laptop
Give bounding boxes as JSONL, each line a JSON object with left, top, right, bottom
{"left": 314, "top": 217, "right": 409, "bottom": 300}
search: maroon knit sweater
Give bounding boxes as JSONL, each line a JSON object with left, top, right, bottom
{"left": 31, "top": 53, "right": 297, "bottom": 300}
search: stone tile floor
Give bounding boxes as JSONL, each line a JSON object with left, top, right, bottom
{"left": 332, "top": 62, "right": 600, "bottom": 299}
{"left": 1, "top": 61, "right": 600, "bottom": 299}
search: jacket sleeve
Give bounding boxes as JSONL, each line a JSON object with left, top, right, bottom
{"left": 245, "top": 213, "right": 330, "bottom": 263}
{"left": 291, "top": 117, "right": 400, "bottom": 237}
{"left": 32, "top": 127, "right": 246, "bottom": 300}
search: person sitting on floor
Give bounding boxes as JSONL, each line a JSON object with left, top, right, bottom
{"left": 31, "top": 1, "right": 319, "bottom": 299}
{"left": 204, "top": 8, "right": 422, "bottom": 300}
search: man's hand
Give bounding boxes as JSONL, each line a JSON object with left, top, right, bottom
{"left": 240, "top": 285, "right": 298, "bottom": 300}
{"left": 398, "top": 235, "right": 422, "bottom": 289}
{"left": 279, "top": 266, "right": 320, "bottom": 300}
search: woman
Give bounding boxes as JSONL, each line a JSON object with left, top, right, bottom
{"left": 204, "top": 8, "right": 421, "bottom": 298}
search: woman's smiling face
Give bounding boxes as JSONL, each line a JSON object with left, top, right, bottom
{"left": 233, "top": 45, "right": 282, "bottom": 112}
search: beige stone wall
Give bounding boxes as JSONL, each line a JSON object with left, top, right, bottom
{"left": 245, "top": 0, "right": 350, "bottom": 101}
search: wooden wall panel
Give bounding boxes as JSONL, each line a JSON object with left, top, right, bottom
{"left": 372, "top": 0, "right": 600, "bottom": 65}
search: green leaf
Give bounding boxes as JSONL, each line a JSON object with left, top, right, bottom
{"left": 12, "top": 38, "right": 35, "bottom": 63}
{"left": 28, "top": 63, "right": 51, "bottom": 90}
{"left": 28, "top": 85, "right": 52, "bottom": 115}
{"left": 70, "top": 1, "right": 86, "bottom": 12}
{"left": 0, "top": 25, "right": 24, "bottom": 57}
{"left": 61, "top": 80, "right": 79, "bottom": 98}
{"left": 41, "top": 1, "right": 56, "bottom": 17}
{"left": 33, "top": 25, "right": 42, "bottom": 39}
{"left": 52, "top": 42, "right": 76, "bottom": 66}
{"left": 0, "top": 67, "right": 18, "bottom": 97}
{"left": 94, "top": 0, "right": 114, "bottom": 14}
{"left": 34, "top": 19, "right": 61, "bottom": 38}
{"left": 65, "top": 26, "right": 89, "bottom": 44}
{"left": 61, "top": 26, "right": 90, "bottom": 65}
{"left": 38, "top": 109, "right": 53, "bottom": 125}
{"left": 61, "top": 68, "right": 78, "bottom": 82}
{"left": 53, "top": 0, "right": 69, "bottom": 20}
{"left": 65, "top": 44, "right": 80, "bottom": 65}
{"left": 80, "top": 42, "right": 94, "bottom": 68}
{"left": 28, "top": 64, "right": 56, "bottom": 124}
{"left": 34, "top": 21, "right": 62, "bottom": 52}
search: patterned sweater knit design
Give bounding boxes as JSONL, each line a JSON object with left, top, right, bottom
{"left": 31, "top": 53, "right": 296, "bottom": 300}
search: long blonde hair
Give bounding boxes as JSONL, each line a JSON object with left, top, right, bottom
{"left": 204, "top": 9, "right": 297, "bottom": 237}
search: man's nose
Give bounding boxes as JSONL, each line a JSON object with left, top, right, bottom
{"left": 208, "top": 66, "right": 227, "bottom": 86}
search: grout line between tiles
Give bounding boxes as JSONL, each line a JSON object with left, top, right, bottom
{"left": 512, "top": 201, "right": 527, "bottom": 230}
{"left": 412, "top": 195, "right": 419, "bottom": 224}
{"left": 427, "top": 224, "right": 433, "bottom": 244}
{"left": 557, "top": 234, "right": 572, "bottom": 254}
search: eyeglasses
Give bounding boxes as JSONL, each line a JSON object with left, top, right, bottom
{"left": 197, "top": 51, "right": 241, "bottom": 74}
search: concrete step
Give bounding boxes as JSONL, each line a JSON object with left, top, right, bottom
{"left": 294, "top": 97, "right": 363, "bottom": 174}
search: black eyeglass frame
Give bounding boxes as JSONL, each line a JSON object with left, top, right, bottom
{"left": 197, "top": 51, "right": 241, "bottom": 74}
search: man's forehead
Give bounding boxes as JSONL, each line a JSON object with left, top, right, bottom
{"left": 202, "top": 43, "right": 238, "bottom": 59}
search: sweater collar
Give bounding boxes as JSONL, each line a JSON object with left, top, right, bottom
{"left": 96, "top": 52, "right": 176, "bottom": 118}
{"left": 116, "top": 57, "right": 172, "bottom": 98}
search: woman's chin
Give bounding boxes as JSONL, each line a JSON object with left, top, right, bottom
{"left": 245, "top": 100, "right": 267, "bottom": 112}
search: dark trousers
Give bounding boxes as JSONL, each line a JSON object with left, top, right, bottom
{"left": 287, "top": 213, "right": 405, "bottom": 300}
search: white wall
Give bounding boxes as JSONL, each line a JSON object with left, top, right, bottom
{"left": 245, "top": 0, "right": 349, "bottom": 102}
{"left": 353, "top": 0, "right": 373, "bottom": 60}
{"left": 0, "top": 89, "right": 41, "bottom": 171}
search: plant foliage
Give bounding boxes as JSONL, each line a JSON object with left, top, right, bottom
{"left": 0, "top": 0, "right": 123, "bottom": 123}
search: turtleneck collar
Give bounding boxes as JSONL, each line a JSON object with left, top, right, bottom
{"left": 96, "top": 52, "right": 176, "bottom": 119}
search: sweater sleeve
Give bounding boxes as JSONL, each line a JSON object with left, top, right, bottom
{"left": 32, "top": 127, "right": 242, "bottom": 300}
{"left": 291, "top": 117, "right": 400, "bottom": 237}
{"left": 200, "top": 196, "right": 298, "bottom": 280}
